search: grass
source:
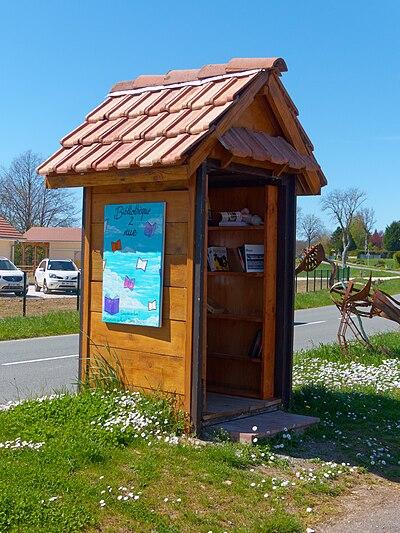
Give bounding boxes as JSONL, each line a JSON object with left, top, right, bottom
{"left": 287, "top": 331, "right": 400, "bottom": 482}
{"left": 295, "top": 277, "right": 400, "bottom": 310}
{"left": 1, "top": 332, "right": 400, "bottom": 531}
{"left": 0, "top": 310, "right": 79, "bottom": 341}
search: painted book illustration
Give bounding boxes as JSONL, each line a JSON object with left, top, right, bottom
{"left": 102, "top": 202, "right": 166, "bottom": 327}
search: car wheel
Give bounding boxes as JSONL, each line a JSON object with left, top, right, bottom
{"left": 14, "top": 291, "right": 23, "bottom": 297}
{"left": 34, "top": 279, "right": 41, "bottom": 292}
{"left": 43, "top": 281, "right": 51, "bottom": 294}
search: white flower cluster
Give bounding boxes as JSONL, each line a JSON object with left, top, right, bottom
{"left": 0, "top": 393, "right": 65, "bottom": 412}
{"left": 293, "top": 358, "right": 400, "bottom": 392}
{"left": 91, "top": 391, "right": 176, "bottom": 443}
{"left": 97, "top": 476, "right": 143, "bottom": 509}
{"left": 0, "top": 438, "right": 44, "bottom": 450}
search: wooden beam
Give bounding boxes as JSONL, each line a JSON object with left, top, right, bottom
{"left": 262, "top": 185, "right": 278, "bottom": 398}
{"left": 265, "top": 74, "right": 322, "bottom": 195}
{"left": 45, "top": 165, "right": 189, "bottom": 189}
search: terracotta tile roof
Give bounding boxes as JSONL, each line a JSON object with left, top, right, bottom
{"left": 0, "top": 217, "right": 24, "bottom": 240}
{"left": 38, "top": 58, "right": 287, "bottom": 176}
{"left": 23, "top": 227, "right": 82, "bottom": 242}
{"left": 218, "top": 128, "right": 320, "bottom": 172}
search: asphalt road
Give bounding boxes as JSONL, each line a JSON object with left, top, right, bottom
{"left": 0, "top": 298, "right": 399, "bottom": 403}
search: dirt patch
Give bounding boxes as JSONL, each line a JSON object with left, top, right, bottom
{"left": 0, "top": 296, "right": 77, "bottom": 318}
{"left": 317, "top": 480, "right": 400, "bottom": 532}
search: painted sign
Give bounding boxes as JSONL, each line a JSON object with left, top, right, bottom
{"left": 102, "top": 202, "right": 166, "bottom": 327}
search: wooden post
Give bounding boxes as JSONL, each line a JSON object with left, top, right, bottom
{"left": 79, "top": 187, "right": 92, "bottom": 385}
{"left": 262, "top": 185, "right": 278, "bottom": 398}
{"left": 190, "top": 163, "right": 207, "bottom": 433}
{"left": 274, "top": 175, "right": 296, "bottom": 407}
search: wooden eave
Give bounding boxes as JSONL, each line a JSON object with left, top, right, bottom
{"left": 45, "top": 164, "right": 189, "bottom": 189}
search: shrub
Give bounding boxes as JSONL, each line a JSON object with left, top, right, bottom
{"left": 394, "top": 251, "right": 400, "bottom": 268}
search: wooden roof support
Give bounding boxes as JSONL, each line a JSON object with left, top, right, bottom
{"left": 264, "top": 74, "right": 324, "bottom": 194}
{"left": 45, "top": 165, "right": 189, "bottom": 189}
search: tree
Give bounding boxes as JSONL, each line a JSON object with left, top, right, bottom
{"left": 357, "top": 207, "right": 376, "bottom": 253}
{"left": 299, "top": 213, "right": 325, "bottom": 247}
{"left": 349, "top": 215, "right": 366, "bottom": 250}
{"left": 384, "top": 220, "right": 400, "bottom": 252}
{"left": 321, "top": 188, "right": 366, "bottom": 267}
{"left": 370, "top": 230, "right": 384, "bottom": 250}
{"left": 330, "top": 226, "right": 356, "bottom": 254}
{"left": 0, "top": 151, "right": 78, "bottom": 232}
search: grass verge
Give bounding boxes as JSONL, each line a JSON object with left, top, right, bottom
{"left": 0, "top": 310, "right": 79, "bottom": 341}
{"left": 295, "top": 277, "right": 400, "bottom": 310}
{"left": 1, "top": 332, "right": 400, "bottom": 531}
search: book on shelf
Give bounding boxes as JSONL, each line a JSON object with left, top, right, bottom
{"left": 248, "top": 329, "right": 262, "bottom": 359}
{"left": 207, "top": 246, "right": 229, "bottom": 271}
{"left": 238, "top": 244, "right": 264, "bottom": 272}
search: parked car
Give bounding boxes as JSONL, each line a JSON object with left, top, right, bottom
{"left": 0, "top": 257, "right": 27, "bottom": 296}
{"left": 34, "top": 259, "right": 79, "bottom": 294}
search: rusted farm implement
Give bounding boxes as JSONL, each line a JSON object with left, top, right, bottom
{"left": 296, "top": 244, "right": 400, "bottom": 351}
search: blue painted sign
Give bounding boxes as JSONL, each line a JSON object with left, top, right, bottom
{"left": 102, "top": 202, "right": 166, "bottom": 327}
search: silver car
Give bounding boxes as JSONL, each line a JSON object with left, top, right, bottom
{"left": 0, "top": 257, "right": 27, "bottom": 296}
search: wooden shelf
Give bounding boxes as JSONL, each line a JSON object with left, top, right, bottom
{"left": 208, "top": 352, "right": 262, "bottom": 363}
{"left": 208, "top": 225, "right": 264, "bottom": 231}
{"left": 207, "top": 313, "right": 262, "bottom": 323}
{"left": 208, "top": 271, "right": 263, "bottom": 277}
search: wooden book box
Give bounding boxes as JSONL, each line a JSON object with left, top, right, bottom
{"left": 39, "top": 57, "right": 326, "bottom": 431}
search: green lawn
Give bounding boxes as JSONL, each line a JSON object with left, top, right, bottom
{"left": 1, "top": 332, "right": 399, "bottom": 532}
{"left": 0, "top": 310, "right": 79, "bottom": 341}
{"left": 289, "top": 331, "right": 400, "bottom": 480}
{"left": 295, "top": 277, "right": 400, "bottom": 310}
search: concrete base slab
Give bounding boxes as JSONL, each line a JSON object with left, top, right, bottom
{"left": 207, "top": 410, "right": 319, "bottom": 443}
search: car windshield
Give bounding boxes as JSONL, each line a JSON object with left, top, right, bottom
{"left": 0, "top": 259, "right": 17, "bottom": 271}
{"left": 47, "top": 260, "right": 77, "bottom": 271}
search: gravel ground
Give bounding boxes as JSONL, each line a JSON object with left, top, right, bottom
{"left": 318, "top": 483, "right": 400, "bottom": 532}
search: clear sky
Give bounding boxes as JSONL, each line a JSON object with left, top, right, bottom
{"left": 0, "top": 1, "right": 398, "bottom": 231}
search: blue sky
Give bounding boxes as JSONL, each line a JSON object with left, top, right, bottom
{"left": 0, "top": 1, "right": 398, "bottom": 231}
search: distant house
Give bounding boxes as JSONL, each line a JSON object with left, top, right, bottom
{"left": 0, "top": 216, "right": 24, "bottom": 260}
{"left": 22, "top": 227, "right": 82, "bottom": 266}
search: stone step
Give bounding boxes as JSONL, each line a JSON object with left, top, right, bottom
{"left": 207, "top": 410, "right": 319, "bottom": 443}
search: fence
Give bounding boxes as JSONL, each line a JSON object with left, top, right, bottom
{"left": 295, "top": 266, "right": 350, "bottom": 293}
{"left": 1, "top": 271, "right": 81, "bottom": 318}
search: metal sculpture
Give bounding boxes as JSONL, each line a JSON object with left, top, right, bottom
{"left": 296, "top": 243, "right": 400, "bottom": 351}
{"left": 295, "top": 243, "right": 337, "bottom": 287}
{"left": 330, "top": 278, "right": 400, "bottom": 351}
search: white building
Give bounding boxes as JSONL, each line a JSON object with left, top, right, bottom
{"left": 22, "top": 227, "right": 82, "bottom": 266}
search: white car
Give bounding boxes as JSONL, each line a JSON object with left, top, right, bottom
{"left": 0, "top": 257, "right": 27, "bottom": 296}
{"left": 34, "top": 259, "right": 79, "bottom": 294}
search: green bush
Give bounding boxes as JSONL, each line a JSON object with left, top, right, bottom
{"left": 394, "top": 251, "right": 400, "bottom": 267}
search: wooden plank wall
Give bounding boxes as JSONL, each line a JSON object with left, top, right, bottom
{"left": 81, "top": 183, "right": 194, "bottom": 410}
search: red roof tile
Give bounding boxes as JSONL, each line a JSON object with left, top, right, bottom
{"left": 23, "top": 227, "right": 82, "bottom": 242}
{"left": 0, "top": 217, "right": 24, "bottom": 240}
{"left": 38, "top": 59, "right": 286, "bottom": 177}
{"left": 218, "top": 128, "right": 320, "bottom": 171}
